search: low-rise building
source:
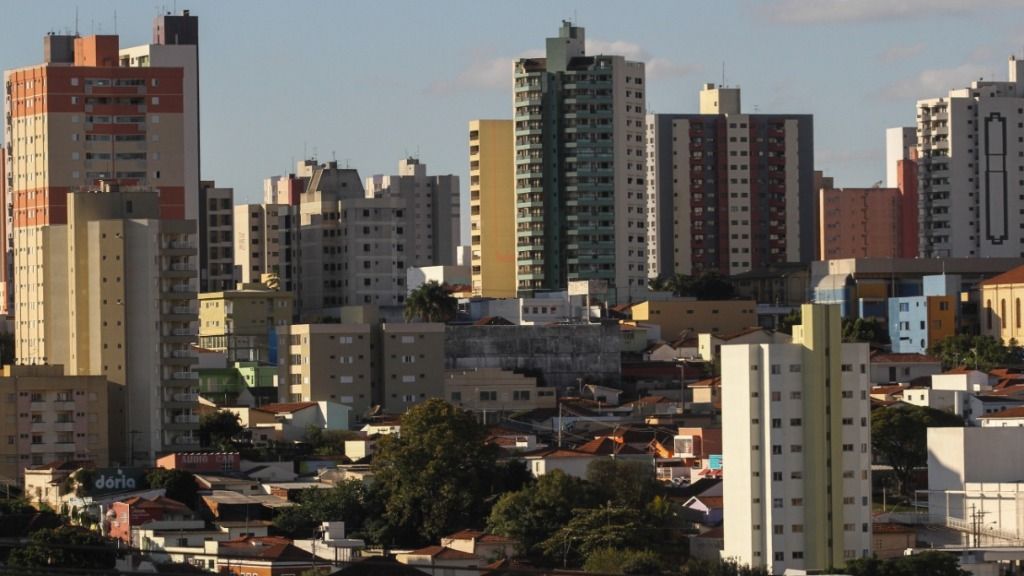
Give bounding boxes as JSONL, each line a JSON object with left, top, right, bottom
{"left": 108, "top": 495, "right": 196, "bottom": 545}
{"left": 869, "top": 352, "right": 943, "bottom": 385}
{"left": 444, "top": 368, "right": 556, "bottom": 415}
{"left": 632, "top": 299, "right": 757, "bottom": 342}
{"left": 156, "top": 452, "right": 240, "bottom": 474}
{"left": 980, "top": 265, "right": 1024, "bottom": 344}
{"left": 698, "top": 328, "right": 789, "bottom": 364}
{"left": 0, "top": 365, "right": 113, "bottom": 481}
{"left": 871, "top": 524, "right": 916, "bottom": 560}
{"left": 887, "top": 274, "right": 959, "bottom": 354}
{"left": 198, "top": 283, "right": 293, "bottom": 363}
{"left": 440, "top": 529, "right": 518, "bottom": 560}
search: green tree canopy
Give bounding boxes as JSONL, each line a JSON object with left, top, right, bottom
{"left": 487, "top": 469, "right": 602, "bottom": 559}
{"left": 929, "top": 334, "right": 1020, "bottom": 370}
{"left": 843, "top": 317, "right": 890, "bottom": 345}
{"left": 540, "top": 505, "right": 651, "bottom": 567}
{"left": 584, "top": 547, "right": 664, "bottom": 575}
{"left": 7, "top": 526, "right": 119, "bottom": 570}
{"left": 843, "top": 551, "right": 969, "bottom": 576}
{"left": 872, "top": 405, "right": 963, "bottom": 496}
{"left": 198, "top": 410, "right": 244, "bottom": 449}
{"left": 304, "top": 426, "right": 359, "bottom": 457}
{"left": 683, "top": 559, "right": 771, "bottom": 576}
{"left": 145, "top": 468, "right": 199, "bottom": 508}
{"left": 654, "top": 272, "right": 737, "bottom": 300}
{"left": 274, "top": 480, "right": 368, "bottom": 538}
{"left": 371, "top": 399, "right": 498, "bottom": 546}
{"left": 586, "top": 459, "right": 660, "bottom": 509}
{"left": 403, "top": 281, "right": 457, "bottom": 323}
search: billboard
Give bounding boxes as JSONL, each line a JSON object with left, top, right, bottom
{"left": 82, "top": 468, "right": 148, "bottom": 496}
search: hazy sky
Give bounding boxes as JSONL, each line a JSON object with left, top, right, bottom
{"left": 4, "top": 0, "right": 1024, "bottom": 241}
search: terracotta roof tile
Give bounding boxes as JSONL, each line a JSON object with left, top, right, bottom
{"left": 258, "top": 402, "right": 317, "bottom": 414}
{"left": 980, "top": 265, "right": 1024, "bottom": 287}
{"left": 978, "top": 406, "right": 1024, "bottom": 419}
{"left": 870, "top": 352, "right": 941, "bottom": 364}
{"left": 408, "top": 546, "right": 479, "bottom": 560}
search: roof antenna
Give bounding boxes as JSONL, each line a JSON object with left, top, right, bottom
{"left": 721, "top": 61, "right": 726, "bottom": 87}
{"left": 75, "top": 6, "right": 79, "bottom": 36}
{"left": 114, "top": 10, "right": 117, "bottom": 34}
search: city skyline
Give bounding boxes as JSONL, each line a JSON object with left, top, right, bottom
{"left": 4, "top": 0, "right": 1024, "bottom": 244}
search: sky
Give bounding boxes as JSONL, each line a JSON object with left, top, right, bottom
{"left": 3, "top": 0, "right": 1024, "bottom": 241}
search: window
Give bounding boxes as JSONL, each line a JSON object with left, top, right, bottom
{"left": 790, "top": 471, "right": 803, "bottom": 479}
{"left": 790, "top": 391, "right": 802, "bottom": 400}
{"left": 770, "top": 391, "right": 782, "bottom": 401}
{"left": 479, "top": 390, "right": 497, "bottom": 401}
{"left": 771, "top": 418, "right": 781, "bottom": 429}
{"left": 791, "top": 497, "right": 803, "bottom": 506}
{"left": 771, "top": 445, "right": 782, "bottom": 455}
{"left": 770, "top": 364, "right": 781, "bottom": 375}
{"left": 772, "top": 498, "right": 783, "bottom": 509}
{"left": 790, "top": 418, "right": 802, "bottom": 426}
{"left": 451, "top": 392, "right": 462, "bottom": 402}
{"left": 773, "top": 525, "right": 784, "bottom": 535}
{"left": 792, "top": 524, "right": 803, "bottom": 533}
{"left": 512, "top": 390, "right": 531, "bottom": 401}
{"left": 790, "top": 444, "right": 802, "bottom": 453}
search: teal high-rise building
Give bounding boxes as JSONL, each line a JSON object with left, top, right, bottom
{"left": 514, "top": 22, "right": 647, "bottom": 304}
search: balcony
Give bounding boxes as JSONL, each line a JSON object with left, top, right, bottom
{"left": 173, "top": 414, "right": 199, "bottom": 424}
{"left": 172, "top": 371, "right": 198, "bottom": 380}
{"left": 172, "top": 393, "right": 199, "bottom": 403}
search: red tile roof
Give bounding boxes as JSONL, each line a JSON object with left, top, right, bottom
{"left": 575, "top": 436, "right": 645, "bottom": 456}
{"left": 979, "top": 265, "right": 1024, "bottom": 287}
{"left": 872, "top": 522, "right": 916, "bottom": 534}
{"left": 408, "top": 546, "right": 479, "bottom": 560}
{"left": 978, "top": 406, "right": 1024, "bottom": 419}
{"left": 718, "top": 327, "right": 772, "bottom": 341}
{"left": 870, "top": 352, "right": 941, "bottom": 364}
{"left": 521, "top": 447, "right": 593, "bottom": 459}
{"left": 258, "top": 402, "right": 317, "bottom": 414}
{"left": 445, "top": 529, "right": 517, "bottom": 544}
{"left": 217, "top": 536, "right": 315, "bottom": 562}
{"left": 690, "top": 377, "right": 721, "bottom": 389}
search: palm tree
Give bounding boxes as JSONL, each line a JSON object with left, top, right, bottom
{"left": 403, "top": 281, "right": 457, "bottom": 323}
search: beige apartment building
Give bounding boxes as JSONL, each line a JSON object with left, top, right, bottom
{"left": 198, "top": 283, "right": 293, "bottom": 363}
{"left": 469, "top": 120, "right": 516, "bottom": 298}
{"left": 381, "top": 323, "right": 445, "bottom": 413}
{"left": 630, "top": 299, "right": 757, "bottom": 341}
{"left": 278, "top": 323, "right": 376, "bottom": 417}
{"left": 65, "top": 186, "right": 199, "bottom": 463}
{"left": 0, "top": 365, "right": 112, "bottom": 483}
{"left": 445, "top": 368, "right": 556, "bottom": 414}
{"left": 278, "top": 320, "right": 446, "bottom": 418}
{"left": 234, "top": 202, "right": 298, "bottom": 296}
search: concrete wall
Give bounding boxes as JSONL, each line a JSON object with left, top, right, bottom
{"left": 445, "top": 323, "right": 621, "bottom": 391}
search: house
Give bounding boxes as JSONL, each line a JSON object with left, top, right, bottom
{"left": 898, "top": 386, "right": 957, "bottom": 413}
{"left": 200, "top": 490, "right": 293, "bottom": 522}
{"left": 521, "top": 448, "right": 596, "bottom": 478}
{"left": 872, "top": 523, "right": 917, "bottom": 559}
{"left": 966, "top": 395, "right": 1024, "bottom": 426}
{"left": 870, "top": 384, "right": 907, "bottom": 403}
{"left": 293, "top": 521, "right": 365, "bottom": 564}
{"left": 698, "top": 328, "right": 788, "bottom": 364}
{"left": 108, "top": 495, "right": 197, "bottom": 545}
{"left": 396, "top": 545, "right": 481, "bottom": 576}
{"left": 869, "top": 352, "right": 944, "bottom": 385}
{"left": 644, "top": 341, "right": 678, "bottom": 363}
{"left": 683, "top": 495, "right": 724, "bottom": 527}
{"left": 441, "top": 530, "right": 518, "bottom": 562}
{"left": 22, "top": 461, "right": 91, "bottom": 510}
{"left": 245, "top": 401, "right": 352, "bottom": 443}
{"left": 979, "top": 406, "right": 1024, "bottom": 427}
{"left": 688, "top": 378, "right": 721, "bottom": 413}
{"left": 156, "top": 452, "right": 240, "bottom": 474}
{"left": 581, "top": 384, "right": 622, "bottom": 406}
{"left": 188, "top": 535, "right": 319, "bottom": 576}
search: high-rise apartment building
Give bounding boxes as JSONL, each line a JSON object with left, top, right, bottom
{"left": 198, "top": 282, "right": 293, "bottom": 363}
{"left": 885, "top": 127, "right": 916, "bottom": 189}
{"left": 819, "top": 187, "right": 903, "bottom": 260}
{"left": 366, "top": 157, "right": 460, "bottom": 268}
{"left": 721, "top": 304, "right": 871, "bottom": 573}
{"left": 647, "top": 84, "right": 814, "bottom": 278}
{"left": 5, "top": 30, "right": 192, "bottom": 365}
{"left": 199, "top": 180, "right": 234, "bottom": 292}
{"left": 65, "top": 186, "right": 199, "bottom": 462}
{"left": 248, "top": 158, "right": 459, "bottom": 320}
{"left": 918, "top": 56, "right": 1024, "bottom": 258}
{"left": 234, "top": 202, "right": 298, "bottom": 295}
{"left": 0, "top": 153, "right": 9, "bottom": 316}
{"left": 469, "top": 120, "right": 516, "bottom": 298}
{"left": 514, "top": 22, "right": 647, "bottom": 303}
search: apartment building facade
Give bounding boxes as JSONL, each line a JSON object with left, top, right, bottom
{"left": 646, "top": 85, "right": 814, "bottom": 278}
{"left": 722, "top": 304, "right": 871, "bottom": 573}
{"left": 514, "top": 22, "right": 647, "bottom": 303}
{"left": 0, "top": 365, "right": 111, "bottom": 482}
{"left": 234, "top": 202, "right": 297, "bottom": 295}
{"left": 198, "top": 181, "right": 234, "bottom": 292}
{"left": 469, "top": 119, "right": 516, "bottom": 298}
{"left": 918, "top": 56, "right": 1024, "bottom": 258}
{"left": 198, "top": 283, "right": 293, "bottom": 363}
{"left": 5, "top": 30, "right": 192, "bottom": 366}
{"left": 818, "top": 187, "right": 904, "bottom": 260}
{"left": 65, "top": 187, "right": 199, "bottom": 462}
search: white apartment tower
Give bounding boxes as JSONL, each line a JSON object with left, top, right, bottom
{"left": 722, "top": 304, "right": 871, "bottom": 574}
{"left": 918, "top": 56, "right": 1024, "bottom": 258}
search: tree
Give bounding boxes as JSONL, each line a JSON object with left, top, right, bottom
{"left": 7, "top": 526, "right": 119, "bottom": 570}
{"left": 929, "top": 334, "right": 1020, "bottom": 371}
{"left": 586, "top": 459, "right": 660, "bottom": 509}
{"left": 487, "top": 470, "right": 602, "bottom": 559}
{"left": 779, "top": 308, "right": 802, "bottom": 335}
{"left": 584, "top": 547, "right": 664, "bottom": 575}
{"left": 371, "top": 399, "right": 498, "bottom": 546}
{"left": 843, "top": 317, "right": 890, "bottom": 345}
{"left": 660, "top": 273, "right": 737, "bottom": 300}
{"left": 843, "top": 551, "right": 968, "bottom": 576}
{"left": 198, "top": 410, "right": 243, "bottom": 449}
{"left": 540, "top": 505, "right": 650, "bottom": 567}
{"left": 872, "top": 405, "right": 963, "bottom": 496}
{"left": 683, "top": 559, "right": 771, "bottom": 576}
{"left": 274, "top": 480, "right": 369, "bottom": 538}
{"left": 403, "top": 281, "right": 457, "bottom": 323}
{"left": 304, "top": 426, "right": 358, "bottom": 457}
{"left": 146, "top": 468, "right": 199, "bottom": 508}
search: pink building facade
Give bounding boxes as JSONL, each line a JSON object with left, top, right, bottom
{"left": 819, "top": 187, "right": 916, "bottom": 260}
